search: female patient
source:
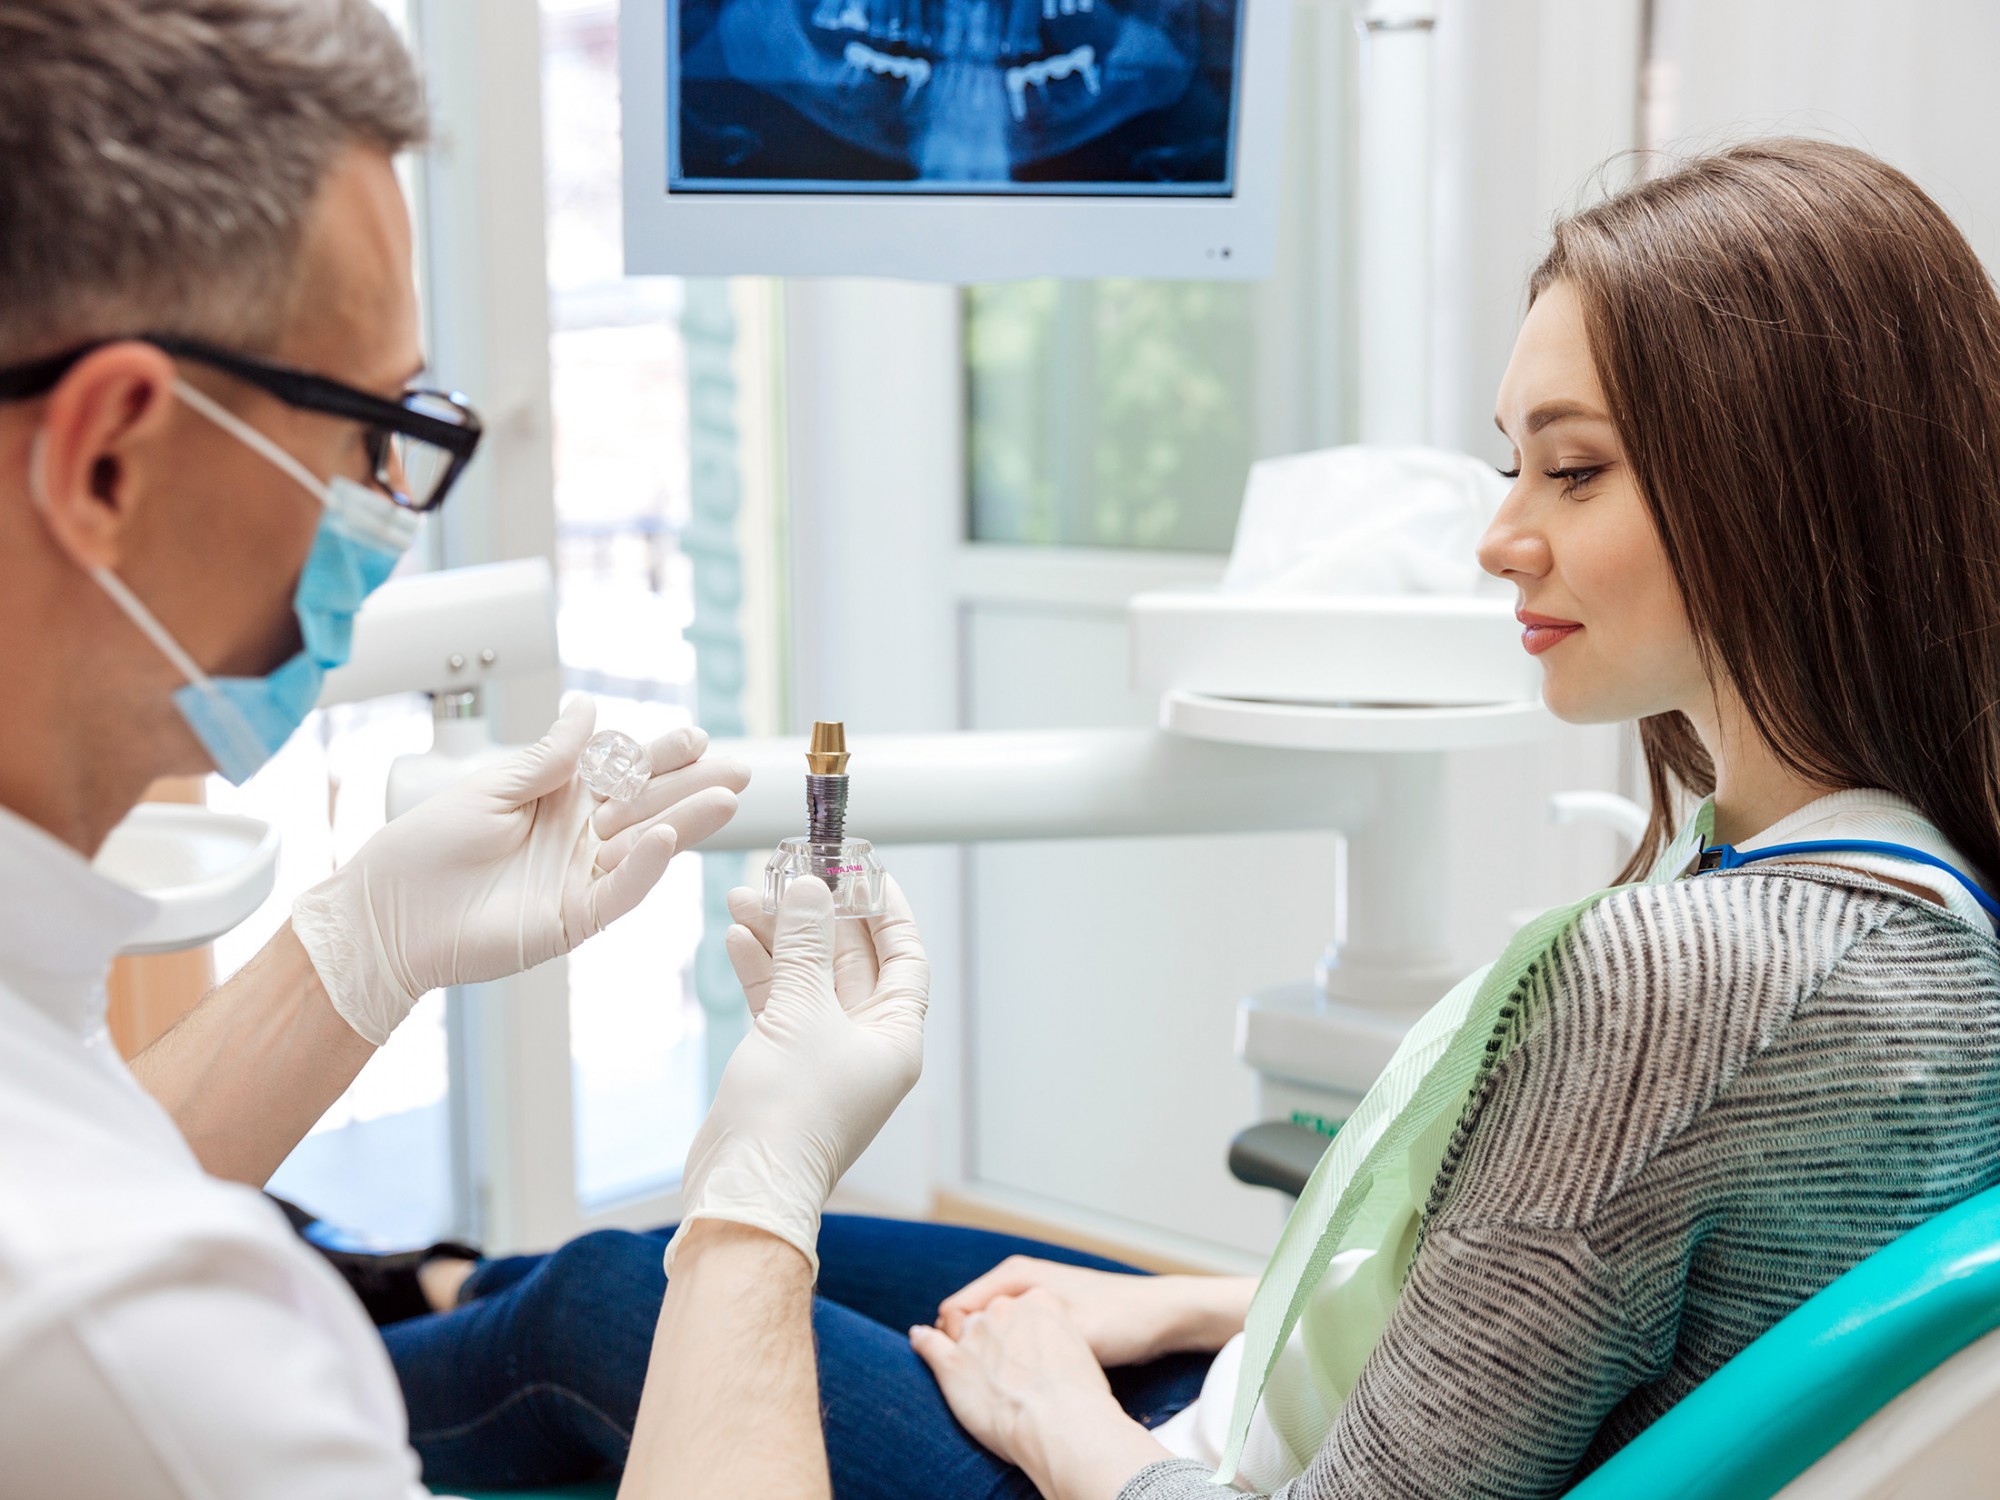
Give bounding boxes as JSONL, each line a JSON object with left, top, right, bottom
{"left": 377, "top": 137, "right": 2000, "bottom": 1498}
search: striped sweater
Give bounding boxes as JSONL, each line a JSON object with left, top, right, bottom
{"left": 1124, "top": 862, "right": 2000, "bottom": 1500}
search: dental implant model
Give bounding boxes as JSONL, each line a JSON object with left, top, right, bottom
{"left": 578, "top": 729, "right": 652, "bottom": 801}
{"left": 763, "top": 720, "right": 888, "bottom": 918}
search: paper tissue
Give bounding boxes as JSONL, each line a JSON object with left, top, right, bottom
{"left": 1129, "top": 445, "right": 1538, "bottom": 707}
{"left": 1220, "top": 446, "right": 1511, "bottom": 598}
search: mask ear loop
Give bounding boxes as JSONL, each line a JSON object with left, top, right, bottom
{"left": 27, "top": 429, "right": 272, "bottom": 781}
{"left": 174, "top": 377, "right": 424, "bottom": 556}
{"left": 27, "top": 429, "right": 215, "bottom": 689}
{"left": 173, "top": 378, "right": 332, "bottom": 505}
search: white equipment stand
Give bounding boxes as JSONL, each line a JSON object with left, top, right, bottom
{"left": 94, "top": 805, "right": 280, "bottom": 957}
{"left": 1137, "top": 594, "right": 1554, "bottom": 1131}
{"left": 1177, "top": 696, "right": 1549, "bottom": 1129}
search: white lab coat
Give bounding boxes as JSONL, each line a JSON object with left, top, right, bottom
{"left": 0, "top": 805, "right": 432, "bottom": 1497}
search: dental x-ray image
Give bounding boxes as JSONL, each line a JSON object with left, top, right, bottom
{"left": 669, "top": 0, "right": 1242, "bottom": 193}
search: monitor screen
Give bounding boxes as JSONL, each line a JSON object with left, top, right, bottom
{"left": 669, "top": 0, "right": 1244, "bottom": 197}
{"left": 620, "top": 0, "right": 1289, "bottom": 280}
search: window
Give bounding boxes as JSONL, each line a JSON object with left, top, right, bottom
{"left": 541, "top": 0, "right": 711, "bottom": 1207}
{"left": 215, "top": 0, "right": 453, "bottom": 1248}
{"left": 967, "top": 279, "right": 1261, "bottom": 553}
{"left": 217, "top": 700, "right": 450, "bottom": 1246}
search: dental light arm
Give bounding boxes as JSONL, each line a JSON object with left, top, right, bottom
{"left": 699, "top": 728, "right": 1389, "bottom": 851}
{"left": 316, "top": 556, "right": 559, "bottom": 710}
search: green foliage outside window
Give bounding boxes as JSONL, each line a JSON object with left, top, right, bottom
{"left": 966, "top": 279, "right": 1258, "bottom": 553}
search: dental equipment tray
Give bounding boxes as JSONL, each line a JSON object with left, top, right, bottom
{"left": 1129, "top": 593, "right": 1540, "bottom": 706}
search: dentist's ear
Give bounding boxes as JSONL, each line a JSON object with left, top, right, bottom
{"left": 26, "top": 340, "right": 181, "bottom": 571}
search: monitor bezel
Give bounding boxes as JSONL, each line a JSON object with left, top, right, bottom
{"left": 620, "top": 0, "right": 1293, "bottom": 281}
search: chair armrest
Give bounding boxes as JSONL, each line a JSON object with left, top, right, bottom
{"left": 1228, "top": 1121, "right": 1334, "bottom": 1197}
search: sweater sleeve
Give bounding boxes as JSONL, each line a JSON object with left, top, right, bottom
{"left": 1279, "top": 1223, "right": 1655, "bottom": 1498}
{"left": 1116, "top": 1459, "right": 1231, "bottom": 1498}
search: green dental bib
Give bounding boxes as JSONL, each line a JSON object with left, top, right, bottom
{"left": 1217, "top": 805, "right": 1717, "bottom": 1482}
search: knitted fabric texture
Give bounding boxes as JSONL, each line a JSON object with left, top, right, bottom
{"left": 1120, "top": 864, "right": 2000, "bottom": 1500}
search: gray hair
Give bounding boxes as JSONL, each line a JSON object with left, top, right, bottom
{"left": 0, "top": 0, "right": 428, "bottom": 363}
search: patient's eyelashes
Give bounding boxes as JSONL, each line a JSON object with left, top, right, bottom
{"left": 1549, "top": 465, "right": 1603, "bottom": 497}
{"left": 1494, "top": 464, "right": 1604, "bottom": 496}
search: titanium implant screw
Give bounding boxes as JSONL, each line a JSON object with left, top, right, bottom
{"left": 805, "top": 721, "right": 851, "bottom": 888}
{"left": 762, "top": 720, "right": 887, "bottom": 918}
{"left": 806, "top": 775, "right": 849, "bottom": 846}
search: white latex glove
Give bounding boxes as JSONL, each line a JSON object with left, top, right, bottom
{"left": 293, "top": 697, "right": 748, "bottom": 1045}
{"left": 662, "top": 875, "right": 929, "bottom": 1277}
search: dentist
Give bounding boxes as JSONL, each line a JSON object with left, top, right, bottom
{"left": 0, "top": 2, "right": 924, "bottom": 1496}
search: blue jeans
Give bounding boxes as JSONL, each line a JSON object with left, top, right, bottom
{"left": 385, "top": 1214, "right": 1211, "bottom": 1498}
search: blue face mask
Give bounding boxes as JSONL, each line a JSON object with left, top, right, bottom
{"left": 50, "top": 380, "right": 422, "bottom": 784}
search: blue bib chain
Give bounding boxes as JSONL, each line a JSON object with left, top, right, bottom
{"left": 1694, "top": 838, "right": 2000, "bottom": 931}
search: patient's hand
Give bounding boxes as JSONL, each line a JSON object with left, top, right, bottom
{"left": 937, "top": 1257, "right": 1255, "bottom": 1368}
{"left": 913, "top": 1294, "right": 1175, "bottom": 1500}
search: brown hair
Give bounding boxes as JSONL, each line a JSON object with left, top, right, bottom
{"left": 1531, "top": 138, "right": 2000, "bottom": 886}
{"left": 0, "top": 0, "right": 427, "bottom": 362}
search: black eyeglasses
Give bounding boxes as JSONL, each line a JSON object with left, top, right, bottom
{"left": 0, "top": 334, "right": 483, "bottom": 513}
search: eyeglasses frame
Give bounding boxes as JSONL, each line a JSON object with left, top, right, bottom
{"left": 0, "top": 333, "right": 482, "bottom": 513}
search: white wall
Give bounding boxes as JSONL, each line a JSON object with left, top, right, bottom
{"left": 1430, "top": 0, "right": 2000, "bottom": 455}
{"left": 1431, "top": 0, "right": 1645, "bottom": 463}
{"left": 1649, "top": 0, "right": 2000, "bottom": 274}
{"left": 961, "top": 591, "right": 1344, "bottom": 1261}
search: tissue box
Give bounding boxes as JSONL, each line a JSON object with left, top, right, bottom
{"left": 1129, "top": 592, "right": 1541, "bottom": 706}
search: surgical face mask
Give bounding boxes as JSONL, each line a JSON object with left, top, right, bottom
{"left": 34, "top": 380, "right": 421, "bottom": 784}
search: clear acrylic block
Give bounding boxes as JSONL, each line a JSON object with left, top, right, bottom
{"left": 762, "top": 836, "right": 887, "bottom": 919}
{"left": 578, "top": 730, "right": 652, "bottom": 800}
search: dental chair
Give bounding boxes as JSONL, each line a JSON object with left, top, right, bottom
{"left": 455, "top": 1180, "right": 2000, "bottom": 1500}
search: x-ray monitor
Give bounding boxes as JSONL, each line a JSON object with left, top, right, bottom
{"left": 620, "top": 0, "right": 1292, "bottom": 280}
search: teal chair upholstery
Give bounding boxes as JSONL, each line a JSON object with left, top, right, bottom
{"left": 454, "top": 1481, "right": 616, "bottom": 1499}
{"left": 453, "top": 1185, "right": 2000, "bottom": 1500}
{"left": 1570, "top": 1182, "right": 2000, "bottom": 1499}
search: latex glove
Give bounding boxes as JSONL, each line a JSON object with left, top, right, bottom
{"left": 662, "top": 875, "right": 929, "bottom": 1277}
{"left": 293, "top": 697, "right": 748, "bottom": 1045}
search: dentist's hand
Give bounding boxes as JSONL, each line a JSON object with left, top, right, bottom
{"left": 292, "top": 697, "right": 748, "bottom": 1045}
{"left": 663, "top": 876, "right": 929, "bottom": 1276}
